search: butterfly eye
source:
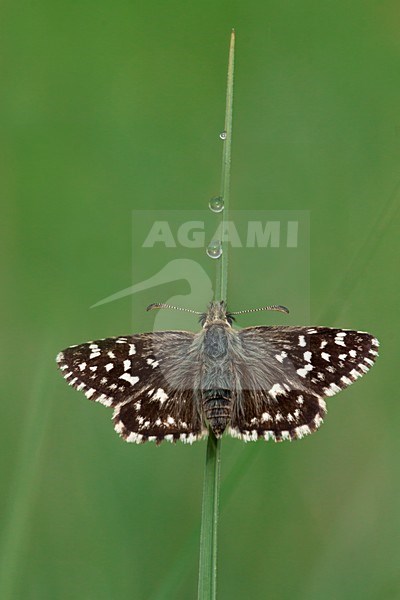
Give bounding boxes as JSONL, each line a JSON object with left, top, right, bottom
{"left": 198, "top": 313, "right": 207, "bottom": 326}
{"left": 225, "top": 313, "right": 235, "bottom": 325}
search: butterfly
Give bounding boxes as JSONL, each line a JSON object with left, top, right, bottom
{"left": 56, "top": 301, "right": 379, "bottom": 444}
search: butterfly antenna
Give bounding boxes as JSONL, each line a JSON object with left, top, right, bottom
{"left": 146, "top": 303, "right": 202, "bottom": 315}
{"left": 229, "top": 305, "right": 289, "bottom": 315}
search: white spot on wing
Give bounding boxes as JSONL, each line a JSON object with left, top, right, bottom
{"left": 152, "top": 388, "right": 168, "bottom": 405}
{"left": 114, "top": 422, "right": 124, "bottom": 435}
{"left": 297, "top": 364, "right": 313, "bottom": 377}
{"left": 261, "top": 412, "right": 272, "bottom": 422}
{"left": 275, "top": 351, "right": 287, "bottom": 363}
{"left": 146, "top": 358, "right": 159, "bottom": 368}
{"left": 97, "top": 394, "right": 112, "bottom": 407}
{"left": 295, "top": 424, "right": 311, "bottom": 438}
{"left": 123, "top": 359, "right": 131, "bottom": 371}
{"left": 119, "top": 373, "right": 139, "bottom": 386}
{"left": 313, "top": 414, "right": 324, "bottom": 428}
{"left": 269, "top": 383, "right": 286, "bottom": 398}
{"left": 126, "top": 432, "right": 143, "bottom": 443}
{"left": 105, "top": 363, "right": 114, "bottom": 371}
{"left": 298, "top": 335, "right": 306, "bottom": 347}
{"left": 323, "top": 387, "right": 336, "bottom": 397}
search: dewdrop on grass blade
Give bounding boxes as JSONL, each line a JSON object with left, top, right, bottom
{"left": 209, "top": 196, "right": 224, "bottom": 213}
{"left": 206, "top": 240, "right": 223, "bottom": 259}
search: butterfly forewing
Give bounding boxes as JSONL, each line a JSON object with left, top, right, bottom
{"left": 238, "top": 326, "right": 379, "bottom": 395}
{"left": 57, "top": 331, "right": 208, "bottom": 443}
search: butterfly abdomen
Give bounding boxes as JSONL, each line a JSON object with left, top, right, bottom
{"left": 202, "top": 388, "right": 232, "bottom": 437}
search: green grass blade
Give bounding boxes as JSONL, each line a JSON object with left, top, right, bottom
{"left": 197, "top": 433, "right": 222, "bottom": 600}
{"left": 197, "top": 29, "right": 235, "bottom": 600}
{"left": 215, "top": 29, "right": 235, "bottom": 304}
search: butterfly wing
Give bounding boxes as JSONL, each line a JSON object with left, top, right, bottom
{"left": 228, "top": 326, "right": 379, "bottom": 441}
{"left": 57, "top": 331, "right": 207, "bottom": 444}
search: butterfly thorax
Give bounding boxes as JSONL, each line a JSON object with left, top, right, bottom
{"left": 203, "top": 323, "right": 229, "bottom": 359}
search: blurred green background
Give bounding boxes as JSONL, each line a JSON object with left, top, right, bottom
{"left": 1, "top": 1, "right": 399, "bottom": 598}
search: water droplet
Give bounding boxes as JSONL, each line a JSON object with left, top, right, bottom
{"left": 219, "top": 131, "right": 227, "bottom": 140}
{"left": 206, "top": 240, "right": 222, "bottom": 259}
{"left": 209, "top": 196, "right": 224, "bottom": 213}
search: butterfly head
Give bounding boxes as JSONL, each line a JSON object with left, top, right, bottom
{"left": 199, "top": 301, "right": 235, "bottom": 328}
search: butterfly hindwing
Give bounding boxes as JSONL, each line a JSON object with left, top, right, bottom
{"left": 229, "top": 389, "right": 326, "bottom": 442}
{"left": 113, "top": 391, "right": 206, "bottom": 444}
